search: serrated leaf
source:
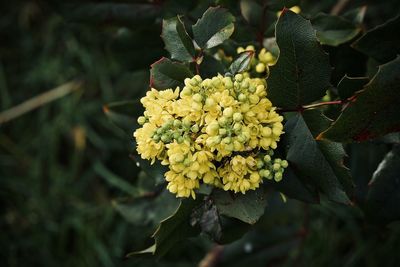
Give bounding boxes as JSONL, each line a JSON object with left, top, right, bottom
{"left": 212, "top": 188, "right": 267, "bottom": 224}
{"left": 365, "top": 146, "right": 400, "bottom": 224}
{"left": 192, "top": 6, "right": 235, "bottom": 49}
{"left": 150, "top": 57, "right": 193, "bottom": 89}
{"left": 190, "top": 201, "right": 222, "bottom": 241}
{"left": 229, "top": 51, "right": 254, "bottom": 75}
{"left": 318, "top": 57, "right": 400, "bottom": 142}
{"left": 353, "top": 15, "right": 400, "bottom": 63}
{"left": 268, "top": 10, "right": 332, "bottom": 110}
{"left": 161, "top": 16, "right": 195, "bottom": 62}
{"left": 336, "top": 75, "right": 369, "bottom": 100}
{"left": 151, "top": 199, "right": 200, "bottom": 258}
{"left": 284, "top": 110, "right": 352, "bottom": 204}
{"left": 312, "top": 13, "right": 362, "bottom": 46}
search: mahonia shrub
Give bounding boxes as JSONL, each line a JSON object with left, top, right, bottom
{"left": 134, "top": 73, "right": 287, "bottom": 198}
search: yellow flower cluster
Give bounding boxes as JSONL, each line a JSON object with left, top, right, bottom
{"left": 134, "top": 74, "right": 287, "bottom": 198}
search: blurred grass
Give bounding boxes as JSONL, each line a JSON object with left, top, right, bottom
{"left": 1, "top": 1, "right": 400, "bottom": 267}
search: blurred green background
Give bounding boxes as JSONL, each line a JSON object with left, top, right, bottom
{"left": 1, "top": 1, "right": 399, "bottom": 267}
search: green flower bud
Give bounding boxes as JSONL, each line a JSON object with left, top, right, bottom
{"left": 281, "top": 160, "right": 288, "bottom": 168}
{"left": 233, "top": 112, "right": 243, "bottom": 122}
{"left": 223, "top": 107, "right": 234, "bottom": 117}
{"left": 238, "top": 93, "right": 247, "bottom": 102}
{"left": 137, "top": 116, "right": 146, "bottom": 125}
{"left": 248, "top": 85, "right": 256, "bottom": 93}
{"left": 233, "top": 123, "right": 242, "bottom": 132}
{"left": 180, "top": 87, "right": 192, "bottom": 97}
{"left": 218, "top": 116, "right": 229, "bottom": 126}
{"left": 161, "top": 134, "right": 171, "bottom": 143}
{"left": 152, "top": 134, "right": 160, "bottom": 142}
{"left": 234, "top": 74, "right": 243, "bottom": 82}
{"left": 192, "top": 93, "right": 203, "bottom": 103}
{"left": 219, "top": 128, "right": 227, "bottom": 135}
{"left": 173, "top": 119, "right": 181, "bottom": 127}
{"left": 273, "top": 163, "right": 281, "bottom": 171}
{"left": 264, "top": 155, "right": 271, "bottom": 162}
{"left": 222, "top": 137, "right": 232, "bottom": 144}
{"left": 205, "top": 98, "right": 215, "bottom": 107}
{"left": 191, "top": 124, "right": 199, "bottom": 133}
{"left": 173, "top": 132, "right": 180, "bottom": 140}
{"left": 274, "top": 172, "right": 283, "bottom": 182}
{"left": 256, "top": 159, "right": 264, "bottom": 169}
{"left": 156, "top": 128, "right": 163, "bottom": 135}
{"left": 177, "top": 136, "right": 184, "bottom": 143}
{"left": 249, "top": 94, "right": 260, "bottom": 104}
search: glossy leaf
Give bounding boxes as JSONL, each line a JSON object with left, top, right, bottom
{"left": 130, "top": 199, "right": 200, "bottom": 258}
{"left": 365, "top": 147, "right": 400, "bottom": 224}
{"left": 353, "top": 15, "right": 400, "bottom": 63}
{"left": 192, "top": 7, "right": 235, "bottom": 49}
{"left": 268, "top": 10, "right": 331, "bottom": 109}
{"left": 318, "top": 56, "right": 400, "bottom": 142}
{"left": 336, "top": 75, "right": 369, "bottom": 100}
{"left": 212, "top": 188, "right": 267, "bottom": 224}
{"left": 267, "top": 166, "right": 319, "bottom": 203}
{"left": 312, "top": 13, "right": 362, "bottom": 46}
{"left": 161, "top": 16, "right": 195, "bottom": 62}
{"left": 150, "top": 57, "right": 193, "bottom": 89}
{"left": 284, "top": 110, "right": 351, "bottom": 204}
{"left": 228, "top": 51, "right": 254, "bottom": 75}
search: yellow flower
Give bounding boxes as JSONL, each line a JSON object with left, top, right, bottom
{"left": 134, "top": 72, "right": 288, "bottom": 198}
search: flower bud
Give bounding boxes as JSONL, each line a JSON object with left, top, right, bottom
{"left": 274, "top": 172, "right": 283, "bottom": 182}
{"left": 137, "top": 116, "right": 146, "bottom": 125}
{"left": 264, "top": 155, "right": 271, "bottom": 162}
{"left": 191, "top": 124, "right": 199, "bottom": 133}
{"left": 281, "top": 160, "right": 288, "bottom": 168}
{"left": 233, "top": 112, "right": 243, "bottom": 122}
{"left": 223, "top": 107, "right": 234, "bottom": 117}
{"left": 255, "top": 63, "right": 265, "bottom": 73}
{"left": 192, "top": 93, "right": 203, "bottom": 103}
{"left": 273, "top": 163, "right": 281, "bottom": 171}
{"left": 249, "top": 94, "right": 260, "bottom": 104}
{"left": 238, "top": 93, "right": 247, "bottom": 102}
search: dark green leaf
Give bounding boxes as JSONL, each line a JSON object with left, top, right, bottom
{"left": 93, "top": 161, "right": 139, "bottom": 197}
{"left": 312, "top": 13, "right": 362, "bottom": 46}
{"left": 343, "top": 6, "right": 367, "bottom": 25}
{"left": 112, "top": 191, "right": 179, "bottom": 225}
{"left": 103, "top": 100, "right": 141, "bottom": 136}
{"left": 161, "top": 16, "right": 195, "bottom": 62}
{"left": 152, "top": 199, "right": 200, "bottom": 257}
{"left": 199, "top": 54, "right": 226, "bottom": 78}
{"left": 268, "top": 10, "right": 331, "bottom": 109}
{"left": 240, "top": 0, "right": 263, "bottom": 26}
{"left": 192, "top": 7, "right": 235, "bottom": 49}
{"left": 229, "top": 51, "right": 254, "bottom": 75}
{"left": 267, "top": 166, "right": 319, "bottom": 203}
{"left": 284, "top": 110, "right": 351, "bottom": 204}
{"left": 318, "top": 57, "right": 400, "bottom": 142}
{"left": 353, "top": 15, "right": 400, "bottom": 63}
{"left": 150, "top": 57, "right": 193, "bottom": 89}
{"left": 365, "top": 146, "right": 400, "bottom": 224}
{"left": 212, "top": 188, "right": 267, "bottom": 224}
{"left": 337, "top": 75, "right": 369, "bottom": 100}
{"left": 191, "top": 201, "right": 222, "bottom": 241}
